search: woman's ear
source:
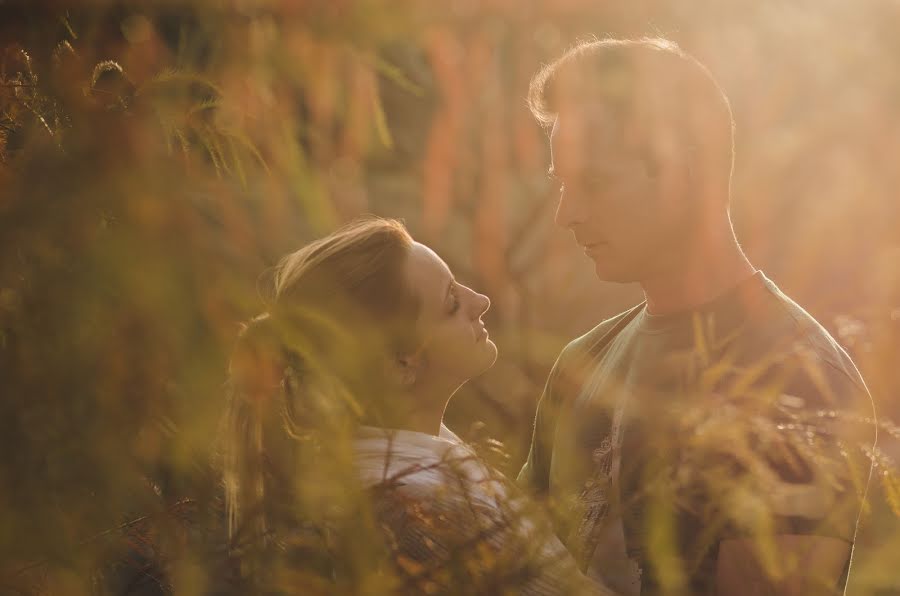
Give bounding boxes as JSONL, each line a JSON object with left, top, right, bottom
{"left": 230, "top": 331, "right": 284, "bottom": 402}
{"left": 390, "top": 350, "right": 423, "bottom": 388}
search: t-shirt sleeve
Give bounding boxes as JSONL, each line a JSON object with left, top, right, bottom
{"left": 519, "top": 307, "right": 644, "bottom": 496}
{"left": 717, "top": 348, "right": 877, "bottom": 542}
{"left": 518, "top": 356, "right": 565, "bottom": 496}
{"left": 758, "top": 353, "right": 875, "bottom": 541}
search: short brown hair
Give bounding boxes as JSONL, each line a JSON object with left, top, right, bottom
{"left": 528, "top": 37, "right": 735, "bottom": 181}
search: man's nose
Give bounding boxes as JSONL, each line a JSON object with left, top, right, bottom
{"left": 554, "top": 189, "right": 584, "bottom": 230}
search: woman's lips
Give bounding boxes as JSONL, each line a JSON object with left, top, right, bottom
{"left": 476, "top": 326, "right": 488, "bottom": 342}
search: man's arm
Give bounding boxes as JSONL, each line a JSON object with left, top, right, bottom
{"left": 518, "top": 354, "right": 567, "bottom": 496}
{"left": 714, "top": 354, "right": 876, "bottom": 595}
{"left": 717, "top": 535, "right": 850, "bottom": 595}
{"left": 521, "top": 306, "right": 644, "bottom": 493}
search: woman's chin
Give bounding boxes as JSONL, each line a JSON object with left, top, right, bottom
{"left": 457, "top": 340, "right": 498, "bottom": 383}
{"left": 480, "top": 339, "right": 499, "bottom": 371}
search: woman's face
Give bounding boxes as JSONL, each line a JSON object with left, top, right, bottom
{"left": 403, "top": 241, "right": 497, "bottom": 386}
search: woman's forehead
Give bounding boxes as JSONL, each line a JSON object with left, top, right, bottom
{"left": 407, "top": 242, "right": 451, "bottom": 310}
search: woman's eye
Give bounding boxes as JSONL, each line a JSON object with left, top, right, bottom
{"left": 448, "top": 291, "right": 461, "bottom": 315}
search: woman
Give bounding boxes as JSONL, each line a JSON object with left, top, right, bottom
{"left": 221, "top": 217, "right": 611, "bottom": 595}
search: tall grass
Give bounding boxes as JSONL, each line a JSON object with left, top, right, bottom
{"left": 0, "top": 2, "right": 897, "bottom": 594}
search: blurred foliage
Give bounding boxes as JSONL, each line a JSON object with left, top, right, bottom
{"left": 0, "top": 0, "right": 898, "bottom": 594}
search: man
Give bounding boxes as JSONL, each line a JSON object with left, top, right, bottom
{"left": 518, "top": 38, "right": 876, "bottom": 595}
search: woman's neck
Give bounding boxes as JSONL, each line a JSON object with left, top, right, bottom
{"left": 388, "top": 381, "right": 459, "bottom": 436}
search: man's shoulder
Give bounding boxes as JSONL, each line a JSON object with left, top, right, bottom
{"left": 752, "top": 278, "right": 866, "bottom": 391}
{"left": 741, "top": 278, "right": 873, "bottom": 426}
{"left": 533, "top": 303, "right": 645, "bottom": 425}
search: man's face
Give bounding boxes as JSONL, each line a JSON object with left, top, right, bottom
{"left": 549, "top": 109, "right": 692, "bottom": 283}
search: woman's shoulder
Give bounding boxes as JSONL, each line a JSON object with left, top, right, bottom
{"left": 438, "top": 422, "right": 463, "bottom": 443}
{"left": 354, "top": 427, "right": 497, "bottom": 495}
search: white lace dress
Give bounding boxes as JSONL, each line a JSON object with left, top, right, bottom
{"left": 353, "top": 425, "right": 614, "bottom": 596}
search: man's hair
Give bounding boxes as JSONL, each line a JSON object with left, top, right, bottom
{"left": 528, "top": 37, "right": 736, "bottom": 183}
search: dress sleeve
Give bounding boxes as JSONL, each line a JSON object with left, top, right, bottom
{"left": 439, "top": 422, "right": 463, "bottom": 444}
{"left": 373, "top": 452, "right": 614, "bottom": 595}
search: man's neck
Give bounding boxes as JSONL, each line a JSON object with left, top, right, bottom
{"left": 641, "top": 230, "right": 755, "bottom": 316}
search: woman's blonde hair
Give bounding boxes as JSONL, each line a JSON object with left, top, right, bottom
{"left": 221, "top": 217, "right": 420, "bottom": 546}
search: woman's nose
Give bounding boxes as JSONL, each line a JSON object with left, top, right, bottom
{"left": 462, "top": 285, "right": 490, "bottom": 318}
{"left": 472, "top": 290, "right": 490, "bottom": 318}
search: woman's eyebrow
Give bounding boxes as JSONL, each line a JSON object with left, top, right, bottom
{"left": 443, "top": 277, "right": 454, "bottom": 304}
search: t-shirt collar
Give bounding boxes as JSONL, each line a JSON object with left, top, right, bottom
{"left": 637, "top": 270, "right": 773, "bottom": 335}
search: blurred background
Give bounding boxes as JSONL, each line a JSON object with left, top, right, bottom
{"left": 1, "top": 0, "right": 898, "bottom": 593}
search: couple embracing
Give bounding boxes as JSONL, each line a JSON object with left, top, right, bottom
{"left": 221, "top": 38, "right": 876, "bottom": 595}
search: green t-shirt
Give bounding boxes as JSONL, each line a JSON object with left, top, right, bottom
{"left": 518, "top": 272, "right": 876, "bottom": 595}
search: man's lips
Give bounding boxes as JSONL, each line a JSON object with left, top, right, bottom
{"left": 475, "top": 324, "right": 488, "bottom": 342}
{"left": 575, "top": 234, "right": 605, "bottom": 248}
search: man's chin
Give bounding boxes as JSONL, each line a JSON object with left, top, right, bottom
{"left": 591, "top": 258, "right": 639, "bottom": 284}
